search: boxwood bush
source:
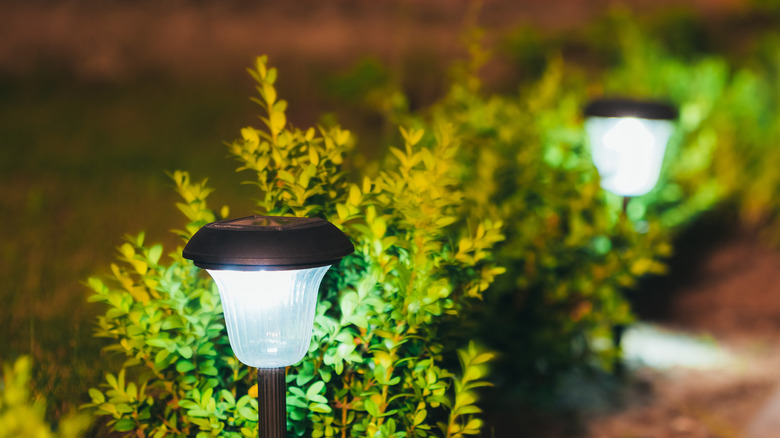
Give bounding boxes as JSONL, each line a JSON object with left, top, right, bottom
{"left": 85, "top": 56, "right": 502, "bottom": 438}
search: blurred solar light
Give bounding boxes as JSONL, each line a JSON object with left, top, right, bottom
{"left": 584, "top": 98, "right": 678, "bottom": 197}
{"left": 622, "top": 324, "right": 732, "bottom": 370}
{"left": 183, "top": 215, "right": 353, "bottom": 438}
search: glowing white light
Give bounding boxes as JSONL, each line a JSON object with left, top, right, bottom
{"left": 585, "top": 117, "right": 675, "bottom": 197}
{"left": 207, "top": 266, "right": 330, "bottom": 368}
{"left": 622, "top": 324, "right": 732, "bottom": 370}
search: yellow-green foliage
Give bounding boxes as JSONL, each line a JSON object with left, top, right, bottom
{"left": 594, "top": 12, "right": 780, "bottom": 232}
{"left": 0, "top": 357, "right": 90, "bottom": 438}
{"left": 83, "top": 10, "right": 780, "bottom": 433}
{"left": 86, "top": 56, "right": 502, "bottom": 438}
{"left": 594, "top": 13, "right": 733, "bottom": 227}
{"left": 420, "top": 50, "right": 673, "bottom": 399}
{"left": 229, "top": 56, "right": 504, "bottom": 437}
{"left": 85, "top": 174, "right": 257, "bottom": 437}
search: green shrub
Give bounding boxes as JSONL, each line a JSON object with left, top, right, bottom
{"left": 592, "top": 12, "right": 734, "bottom": 228}
{"left": 83, "top": 12, "right": 780, "bottom": 434}
{"left": 85, "top": 56, "right": 502, "bottom": 437}
{"left": 0, "top": 356, "right": 90, "bottom": 438}
{"left": 420, "top": 49, "right": 673, "bottom": 404}
{"left": 436, "top": 14, "right": 776, "bottom": 403}
{"left": 590, "top": 11, "right": 780, "bottom": 231}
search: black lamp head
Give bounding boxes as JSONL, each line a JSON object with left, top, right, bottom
{"left": 182, "top": 215, "right": 354, "bottom": 271}
{"left": 584, "top": 98, "right": 678, "bottom": 121}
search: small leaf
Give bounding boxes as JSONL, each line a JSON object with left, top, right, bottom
{"left": 413, "top": 409, "right": 427, "bottom": 426}
{"left": 187, "top": 409, "right": 210, "bottom": 418}
{"left": 89, "top": 388, "right": 106, "bottom": 404}
{"left": 221, "top": 390, "right": 236, "bottom": 406}
{"left": 178, "top": 400, "right": 200, "bottom": 410}
{"left": 114, "top": 419, "right": 136, "bottom": 432}
{"left": 238, "top": 406, "right": 256, "bottom": 421}
{"left": 277, "top": 170, "right": 296, "bottom": 184}
{"left": 175, "top": 361, "right": 196, "bottom": 373}
{"left": 306, "top": 381, "right": 325, "bottom": 400}
{"left": 309, "top": 403, "right": 332, "bottom": 413}
{"left": 336, "top": 203, "right": 349, "bottom": 220}
{"left": 309, "top": 146, "right": 320, "bottom": 165}
{"left": 348, "top": 185, "right": 361, "bottom": 206}
{"left": 146, "top": 338, "right": 170, "bottom": 349}
{"left": 178, "top": 346, "right": 193, "bottom": 359}
{"left": 364, "top": 399, "right": 379, "bottom": 417}
{"left": 266, "top": 67, "right": 277, "bottom": 84}
{"left": 270, "top": 111, "right": 287, "bottom": 135}
{"left": 262, "top": 82, "right": 277, "bottom": 105}
{"left": 148, "top": 244, "right": 163, "bottom": 265}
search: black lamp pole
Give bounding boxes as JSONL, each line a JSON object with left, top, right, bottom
{"left": 583, "top": 98, "right": 678, "bottom": 376}
{"left": 258, "top": 368, "right": 287, "bottom": 438}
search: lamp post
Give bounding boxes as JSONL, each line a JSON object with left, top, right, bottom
{"left": 583, "top": 98, "right": 678, "bottom": 206}
{"left": 583, "top": 98, "right": 677, "bottom": 374}
{"left": 182, "top": 215, "right": 354, "bottom": 438}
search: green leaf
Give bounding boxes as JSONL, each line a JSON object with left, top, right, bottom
{"left": 364, "top": 399, "right": 379, "bottom": 417}
{"left": 348, "top": 185, "right": 361, "bottom": 206}
{"left": 289, "top": 387, "right": 306, "bottom": 398}
{"left": 221, "top": 390, "right": 236, "bottom": 406}
{"left": 413, "top": 409, "right": 427, "bottom": 426}
{"left": 148, "top": 244, "right": 163, "bottom": 265}
{"left": 237, "top": 406, "right": 256, "bottom": 421}
{"left": 340, "top": 292, "right": 358, "bottom": 319}
{"left": 306, "top": 381, "right": 325, "bottom": 400}
{"left": 188, "top": 409, "right": 211, "bottom": 418}
{"left": 200, "top": 366, "right": 219, "bottom": 376}
{"left": 266, "top": 66, "right": 277, "bottom": 84}
{"left": 115, "top": 403, "right": 134, "bottom": 414}
{"left": 146, "top": 338, "right": 170, "bottom": 349}
{"left": 154, "top": 349, "right": 169, "bottom": 366}
{"left": 114, "top": 419, "right": 136, "bottom": 432}
{"left": 178, "top": 400, "right": 200, "bottom": 410}
{"left": 309, "top": 403, "right": 332, "bottom": 413}
{"left": 179, "top": 346, "right": 193, "bottom": 359}
{"left": 277, "top": 170, "right": 296, "bottom": 184}
{"left": 270, "top": 111, "right": 286, "bottom": 134}
{"left": 262, "top": 82, "right": 277, "bottom": 105}
{"left": 106, "top": 373, "right": 118, "bottom": 390}
{"left": 336, "top": 203, "right": 349, "bottom": 220}
{"left": 89, "top": 388, "right": 106, "bottom": 404}
{"left": 175, "top": 360, "right": 196, "bottom": 373}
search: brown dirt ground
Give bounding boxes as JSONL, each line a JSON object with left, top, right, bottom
{"left": 581, "top": 234, "right": 780, "bottom": 438}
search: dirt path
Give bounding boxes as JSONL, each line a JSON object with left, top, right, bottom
{"left": 583, "top": 235, "right": 780, "bottom": 438}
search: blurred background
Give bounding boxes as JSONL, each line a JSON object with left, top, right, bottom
{"left": 2, "top": 0, "right": 780, "bottom": 436}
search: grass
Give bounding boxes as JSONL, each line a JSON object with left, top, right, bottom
{"left": 0, "top": 70, "right": 261, "bottom": 416}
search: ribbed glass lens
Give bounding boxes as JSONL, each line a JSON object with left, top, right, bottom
{"left": 585, "top": 117, "right": 675, "bottom": 197}
{"left": 207, "top": 266, "right": 330, "bottom": 368}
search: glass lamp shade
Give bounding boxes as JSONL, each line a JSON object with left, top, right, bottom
{"left": 182, "top": 215, "right": 354, "bottom": 369}
{"left": 583, "top": 98, "right": 678, "bottom": 197}
{"left": 207, "top": 266, "right": 330, "bottom": 368}
{"left": 584, "top": 116, "right": 675, "bottom": 197}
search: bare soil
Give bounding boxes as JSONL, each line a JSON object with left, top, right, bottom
{"left": 581, "top": 232, "right": 780, "bottom": 438}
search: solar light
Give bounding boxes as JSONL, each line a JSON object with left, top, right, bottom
{"left": 183, "top": 215, "right": 354, "bottom": 438}
{"left": 584, "top": 98, "right": 678, "bottom": 198}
